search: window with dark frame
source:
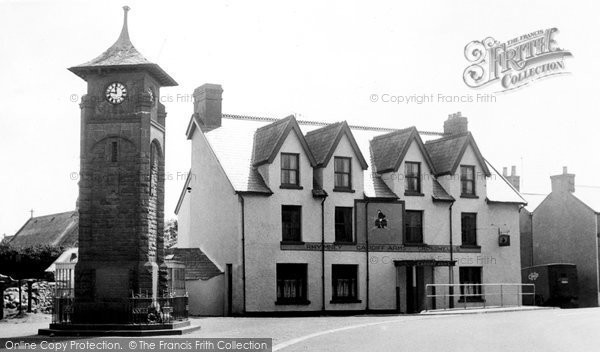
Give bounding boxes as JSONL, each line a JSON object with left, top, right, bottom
{"left": 335, "top": 207, "right": 353, "bottom": 243}
{"left": 405, "top": 162, "right": 421, "bottom": 193}
{"left": 281, "top": 205, "right": 302, "bottom": 242}
{"left": 459, "top": 267, "right": 483, "bottom": 302}
{"left": 276, "top": 263, "right": 308, "bottom": 304}
{"left": 405, "top": 210, "right": 423, "bottom": 244}
{"left": 334, "top": 157, "right": 352, "bottom": 190}
{"left": 331, "top": 264, "right": 358, "bottom": 302}
{"left": 281, "top": 153, "right": 300, "bottom": 186}
{"left": 460, "top": 165, "right": 475, "bottom": 196}
{"left": 461, "top": 213, "right": 477, "bottom": 246}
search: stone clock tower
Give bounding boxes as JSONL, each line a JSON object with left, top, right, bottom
{"left": 68, "top": 6, "right": 177, "bottom": 323}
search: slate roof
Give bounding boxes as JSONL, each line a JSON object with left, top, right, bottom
{"left": 521, "top": 193, "right": 549, "bottom": 213}
{"left": 370, "top": 127, "right": 435, "bottom": 174}
{"left": 485, "top": 161, "right": 527, "bottom": 204}
{"left": 10, "top": 211, "right": 78, "bottom": 248}
{"left": 305, "top": 122, "right": 368, "bottom": 169}
{"left": 365, "top": 173, "right": 398, "bottom": 199}
{"left": 573, "top": 188, "right": 600, "bottom": 214}
{"left": 45, "top": 247, "right": 78, "bottom": 273}
{"left": 68, "top": 7, "right": 177, "bottom": 86}
{"left": 424, "top": 132, "right": 491, "bottom": 176}
{"left": 432, "top": 179, "right": 455, "bottom": 202}
{"left": 252, "top": 116, "right": 316, "bottom": 167}
{"left": 184, "top": 114, "right": 521, "bottom": 202}
{"left": 166, "top": 248, "right": 223, "bottom": 280}
{"left": 522, "top": 188, "right": 600, "bottom": 214}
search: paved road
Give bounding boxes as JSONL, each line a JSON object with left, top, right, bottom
{"left": 273, "top": 308, "right": 600, "bottom": 352}
{"left": 1, "top": 308, "right": 599, "bottom": 351}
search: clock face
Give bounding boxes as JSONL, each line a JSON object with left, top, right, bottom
{"left": 105, "top": 82, "right": 127, "bottom": 104}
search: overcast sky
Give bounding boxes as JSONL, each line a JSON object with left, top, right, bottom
{"left": 1, "top": 0, "right": 598, "bottom": 238}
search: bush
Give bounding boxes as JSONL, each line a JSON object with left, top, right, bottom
{"left": 0, "top": 243, "right": 63, "bottom": 280}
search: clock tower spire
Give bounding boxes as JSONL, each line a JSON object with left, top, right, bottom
{"left": 68, "top": 6, "right": 177, "bottom": 323}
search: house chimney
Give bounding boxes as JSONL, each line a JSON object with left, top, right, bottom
{"left": 443, "top": 112, "right": 468, "bottom": 135}
{"left": 504, "top": 165, "right": 520, "bottom": 191}
{"left": 550, "top": 166, "right": 575, "bottom": 193}
{"left": 193, "top": 83, "right": 223, "bottom": 132}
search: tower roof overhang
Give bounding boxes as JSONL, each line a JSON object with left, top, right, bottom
{"left": 68, "top": 6, "right": 177, "bottom": 87}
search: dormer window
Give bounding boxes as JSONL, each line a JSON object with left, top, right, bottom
{"left": 405, "top": 162, "right": 421, "bottom": 194}
{"left": 281, "top": 153, "right": 300, "bottom": 188}
{"left": 334, "top": 157, "right": 352, "bottom": 191}
{"left": 460, "top": 165, "right": 476, "bottom": 196}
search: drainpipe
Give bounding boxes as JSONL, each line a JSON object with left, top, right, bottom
{"left": 238, "top": 194, "right": 246, "bottom": 314}
{"left": 365, "top": 200, "right": 370, "bottom": 311}
{"left": 448, "top": 200, "right": 455, "bottom": 309}
{"left": 321, "top": 196, "right": 327, "bottom": 312}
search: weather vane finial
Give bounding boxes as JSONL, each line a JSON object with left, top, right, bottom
{"left": 117, "top": 5, "right": 131, "bottom": 45}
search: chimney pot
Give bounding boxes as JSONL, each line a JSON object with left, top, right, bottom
{"left": 502, "top": 167, "right": 508, "bottom": 176}
{"left": 563, "top": 166, "right": 568, "bottom": 174}
{"left": 511, "top": 165, "right": 516, "bottom": 176}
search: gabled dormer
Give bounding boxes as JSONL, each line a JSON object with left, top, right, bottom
{"left": 251, "top": 115, "right": 316, "bottom": 190}
{"left": 304, "top": 121, "right": 368, "bottom": 195}
{"left": 424, "top": 114, "right": 491, "bottom": 199}
{"left": 370, "top": 127, "right": 440, "bottom": 200}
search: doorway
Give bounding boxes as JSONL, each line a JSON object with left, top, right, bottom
{"left": 406, "top": 266, "right": 425, "bottom": 313}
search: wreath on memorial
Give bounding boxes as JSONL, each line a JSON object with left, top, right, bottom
{"left": 147, "top": 306, "right": 161, "bottom": 324}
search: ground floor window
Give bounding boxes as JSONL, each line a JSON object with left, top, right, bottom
{"left": 331, "top": 264, "right": 359, "bottom": 302}
{"left": 276, "top": 263, "right": 308, "bottom": 304}
{"left": 459, "top": 266, "right": 483, "bottom": 302}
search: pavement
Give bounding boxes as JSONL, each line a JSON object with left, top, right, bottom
{"left": 1, "top": 307, "right": 599, "bottom": 351}
{"left": 420, "top": 305, "right": 555, "bottom": 314}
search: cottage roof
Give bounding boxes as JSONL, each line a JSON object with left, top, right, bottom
{"left": 166, "top": 248, "right": 223, "bottom": 280}
{"left": 10, "top": 211, "right": 78, "bottom": 248}
{"left": 305, "top": 121, "right": 368, "bottom": 169}
{"left": 370, "top": 127, "right": 436, "bottom": 174}
{"left": 424, "top": 132, "right": 491, "bottom": 177}
{"left": 252, "top": 115, "right": 317, "bottom": 167}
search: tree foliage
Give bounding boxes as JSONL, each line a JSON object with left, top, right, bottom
{"left": 0, "top": 243, "right": 63, "bottom": 280}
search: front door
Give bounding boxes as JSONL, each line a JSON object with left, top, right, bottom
{"left": 406, "top": 266, "right": 425, "bottom": 313}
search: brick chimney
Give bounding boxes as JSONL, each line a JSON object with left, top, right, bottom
{"left": 550, "top": 166, "right": 575, "bottom": 193}
{"left": 444, "top": 112, "right": 468, "bottom": 135}
{"left": 193, "top": 83, "right": 223, "bottom": 132}
{"left": 503, "top": 165, "right": 520, "bottom": 191}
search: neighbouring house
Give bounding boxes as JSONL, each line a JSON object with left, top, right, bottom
{"left": 520, "top": 167, "right": 600, "bottom": 307}
{"left": 5, "top": 211, "right": 78, "bottom": 282}
{"left": 8, "top": 210, "right": 203, "bottom": 304}
{"left": 9, "top": 211, "right": 78, "bottom": 248}
{"left": 45, "top": 247, "right": 79, "bottom": 294}
{"left": 166, "top": 248, "right": 223, "bottom": 316}
{"left": 175, "top": 84, "right": 526, "bottom": 315}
